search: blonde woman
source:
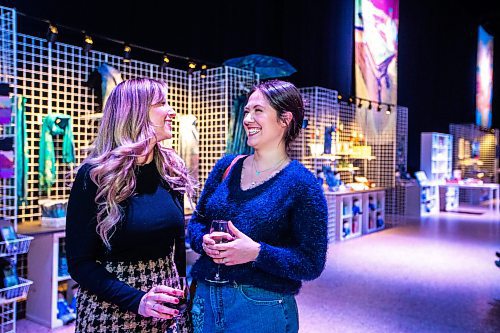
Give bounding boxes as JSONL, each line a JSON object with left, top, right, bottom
{"left": 66, "top": 78, "right": 195, "bottom": 332}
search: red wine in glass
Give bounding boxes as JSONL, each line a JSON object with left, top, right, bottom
{"left": 173, "top": 277, "right": 189, "bottom": 321}
{"left": 205, "top": 220, "right": 231, "bottom": 283}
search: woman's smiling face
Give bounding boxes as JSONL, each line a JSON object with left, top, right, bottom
{"left": 243, "top": 90, "right": 287, "bottom": 150}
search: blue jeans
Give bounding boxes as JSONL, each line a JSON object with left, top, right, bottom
{"left": 191, "top": 281, "right": 298, "bottom": 333}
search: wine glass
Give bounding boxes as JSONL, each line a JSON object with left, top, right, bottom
{"left": 173, "top": 277, "right": 189, "bottom": 329}
{"left": 205, "top": 220, "right": 231, "bottom": 283}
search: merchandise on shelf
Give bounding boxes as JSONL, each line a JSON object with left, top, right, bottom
{"left": 352, "top": 198, "right": 362, "bottom": 215}
{"left": 57, "top": 292, "right": 76, "bottom": 325}
{"left": 376, "top": 212, "right": 384, "bottom": 228}
{"left": 39, "top": 199, "right": 68, "bottom": 228}
{"left": 0, "top": 257, "right": 21, "bottom": 298}
{"left": 342, "top": 220, "right": 350, "bottom": 238}
{"left": 369, "top": 196, "right": 376, "bottom": 211}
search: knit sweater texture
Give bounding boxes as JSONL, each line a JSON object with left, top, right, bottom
{"left": 188, "top": 154, "right": 328, "bottom": 294}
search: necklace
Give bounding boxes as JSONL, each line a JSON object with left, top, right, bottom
{"left": 252, "top": 156, "right": 287, "bottom": 176}
{"left": 250, "top": 156, "right": 288, "bottom": 187}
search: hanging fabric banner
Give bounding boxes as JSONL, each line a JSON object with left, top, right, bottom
{"left": 476, "top": 26, "right": 494, "bottom": 129}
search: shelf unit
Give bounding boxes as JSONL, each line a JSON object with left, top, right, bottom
{"left": 420, "top": 132, "right": 453, "bottom": 182}
{"left": 330, "top": 188, "right": 385, "bottom": 241}
{"left": 439, "top": 186, "right": 459, "bottom": 212}
{"left": 420, "top": 184, "right": 439, "bottom": 215}
{"left": 0, "top": 236, "right": 33, "bottom": 333}
{"left": 339, "top": 193, "right": 363, "bottom": 240}
{"left": 363, "top": 191, "right": 385, "bottom": 234}
{"left": 420, "top": 132, "right": 453, "bottom": 215}
{"left": 23, "top": 229, "right": 76, "bottom": 329}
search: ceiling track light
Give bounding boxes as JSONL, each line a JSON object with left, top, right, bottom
{"left": 188, "top": 61, "right": 197, "bottom": 75}
{"left": 386, "top": 104, "right": 392, "bottom": 114}
{"left": 160, "top": 54, "right": 170, "bottom": 70}
{"left": 123, "top": 44, "right": 132, "bottom": 62}
{"left": 83, "top": 34, "right": 93, "bottom": 54}
{"left": 46, "top": 23, "right": 58, "bottom": 44}
{"left": 357, "top": 99, "right": 363, "bottom": 108}
{"left": 367, "top": 101, "right": 372, "bottom": 110}
{"left": 200, "top": 64, "right": 208, "bottom": 79}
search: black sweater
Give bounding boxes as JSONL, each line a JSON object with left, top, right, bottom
{"left": 65, "top": 162, "right": 184, "bottom": 313}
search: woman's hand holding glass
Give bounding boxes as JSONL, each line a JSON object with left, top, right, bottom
{"left": 202, "top": 231, "right": 233, "bottom": 259}
{"left": 207, "top": 221, "right": 261, "bottom": 266}
{"left": 138, "top": 285, "right": 184, "bottom": 320}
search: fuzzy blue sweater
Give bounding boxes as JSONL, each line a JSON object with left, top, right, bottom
{"left": 188, "top": 155, "right": 328, "bottom": 294}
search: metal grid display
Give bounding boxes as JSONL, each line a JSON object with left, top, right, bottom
{"left": 387, "top": 106, "right": 410, "bottom": 221}
{"left": 191, "top": 67, "right": 255, "bottom": 189}
{"left": 12, "top": 33, "right": 190, "bottom": 223}
{"left": 293, "top": 87, "right": 338, "bottom": 173}
{"left": 2, "top": 5, "right": 256, "bottom": 223}
{"left": 294, "top": 87, "right": 409, "bottom": 223}
{"left": 0, "top": 6, "right": 16, "bottom": 226}
{"left": 450, "top": 123, "right": 499, "bottom": 204}
{"left": 0, "top": 7, "right": 20, "bottom": 332}
{"left": 450, "top": 123, "right": 498, "bottom": 183}
{"left": 0, "top": 302, "right": 15, "bottom": 333}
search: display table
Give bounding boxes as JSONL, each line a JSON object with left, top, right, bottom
{"left": 439, "top": 183, "right": 500, "bottom": 214}
{"left": 324, "top": 188, "right": 385, "bottom": 241}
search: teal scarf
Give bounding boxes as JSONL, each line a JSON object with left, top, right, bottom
{"left": 39, "top": 114, "right": 75, "bottom": 190}
{"left": 15, "top": 96, "right": 29, "bottom": 203}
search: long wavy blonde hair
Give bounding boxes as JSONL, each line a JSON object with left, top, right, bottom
{"left": 82, "top": 78, "right": 196, "bottom": 249}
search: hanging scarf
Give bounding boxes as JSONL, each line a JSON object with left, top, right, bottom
{"left": 39, "top": 114, "right": 75, "bottom": 190}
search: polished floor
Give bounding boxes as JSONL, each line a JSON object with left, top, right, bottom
{"left": 17, "top": 209, "right": 500, "bottom": 333}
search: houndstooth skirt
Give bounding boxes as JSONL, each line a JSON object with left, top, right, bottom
{"left": 75, "top": 253, "right": 191, "bottom": 333}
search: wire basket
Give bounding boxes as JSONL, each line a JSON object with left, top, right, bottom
{"left": 0, "top": 235, "right": 33, "bottom": 257}
{"left": 0, "top": 278, "right": 33, "bottom": 304}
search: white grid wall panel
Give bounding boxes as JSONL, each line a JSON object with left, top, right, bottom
{"left": 450, "top": 123, "right": 499, "bottom": 204}
{"left": 340, "top": 102, "right": 369, "bottom": 184}
{"left": 0, "top": 6, "right": 16, "bottom": 224}
{"left": 294, "top": 87, "right": 338, "bottom": 174}
{"left": 191, "top": 66, "right": 255, "bottom": 190}
{"left": 14, "top": 33, "right": 190, "bottom": 223}
{"left": 387, "top": 106, "right": 409, "bottom": 220}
